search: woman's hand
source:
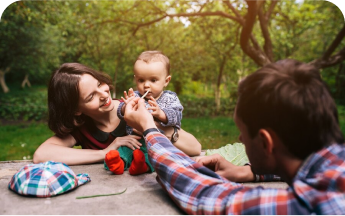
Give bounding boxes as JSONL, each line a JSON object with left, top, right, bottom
{"left": 103, "top": 135, "right": 142, "bottom": 155}
{"left": 194, "top": 154, "right": 254, "bottom": 182}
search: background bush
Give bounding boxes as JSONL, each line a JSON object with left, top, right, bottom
{"left": 0, "top": 86, "right": 48, "bottom": 121}
{"left": 0, "top": 87, "right": 236, "bottom": 121}
{"left": 179, "top": 95, "right": 236, "bottom": 117}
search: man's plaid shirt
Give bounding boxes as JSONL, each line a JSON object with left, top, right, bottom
{"left": 145, "top": 132, "right": 345, "bottom": 214}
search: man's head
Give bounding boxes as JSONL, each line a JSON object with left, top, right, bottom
{"left": 133, "top": 51, "right": 171, "bottom": 99}
{"left": 235, "top": 59, "right": 344, "bottom": 163}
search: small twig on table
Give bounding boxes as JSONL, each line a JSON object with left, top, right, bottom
{"left": 76, "top": 188, "right": 127, "bottom": 199}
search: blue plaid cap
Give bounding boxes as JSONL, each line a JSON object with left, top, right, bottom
{"left": 8, "top": 161, "right": 91, "bottom": 197}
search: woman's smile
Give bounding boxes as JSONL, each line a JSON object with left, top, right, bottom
{"left": 101, "top": 97, "right": 111, "bottom": 107}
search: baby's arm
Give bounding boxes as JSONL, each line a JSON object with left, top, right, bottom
{"left": 117, "top": 88, "right": 138, "bottom": 119}
{"left": 148, "top": 91, "right": 183, "bottom": 128}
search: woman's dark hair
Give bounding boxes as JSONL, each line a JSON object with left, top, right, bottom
{"left": 237, "top": 59, "right": 344, "bottom": 159}
{"left": 48, "top": 63, "right": 113, "bottom": 137}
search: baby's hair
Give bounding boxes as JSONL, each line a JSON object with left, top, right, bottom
{"left": 136, "top": 50, "right": 170, "bottom": 75}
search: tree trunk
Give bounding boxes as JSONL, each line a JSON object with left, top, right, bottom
{"left": 112, "top": 67, "right": 118, "bottom": 99}
{"left": 0, "top": 68, "right": 10, "bottom": 93}
{"left": 21, "top": 74, "right": 31, "bottom": 88}
{"left": 112, "top": 55, "right": 122, "bottom": 99}
{"left": 215, "top": 57, "right": 226, "bottom": 112}
{"left": 335, "top": 62, "right": 345, "bottom": 104}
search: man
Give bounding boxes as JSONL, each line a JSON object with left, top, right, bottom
{"left": 124, "top": 59, "right": 345, "bottom": 214}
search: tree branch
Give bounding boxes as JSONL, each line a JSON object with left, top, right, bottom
{"left": 322, "top": 24, "right": 345, "bottom": 60}
{"left": 240, "top": 0, "right": 270, "bottom": 66}
{"left": 309, "top": 24, "right": 345, "bottom": 69}
{"left": 266, "top": 0, "right": 278, "bottom": 20}
{"left": 131, "top": 11, "right": 241, "bottom": 35}
{"left": 258, "top": 0, "right": 274, "bottom": 61}
{"left": 168, "top": 11, "right": 241, "bottom": 22}
{"left": 222, "top": 0, "right": 244, "bottom": 24}
{"left": 310, "top": 47, "right": 345, "bottom": 69}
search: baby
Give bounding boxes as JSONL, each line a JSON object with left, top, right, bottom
{"left": 118, "top": 50, "right": 183, "bottom": 142}
{"left": 104, "top": 51, "right": 183, "bottom": 175}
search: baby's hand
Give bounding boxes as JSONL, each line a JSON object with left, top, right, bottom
{"left": 121, "top": 88, "right": 136, "bottom": 105}
{"left": 147, "top": 96, "right": 166, "bottom": 122}
{"left": 121, "top": 88, "right": 136, "bottom": 115}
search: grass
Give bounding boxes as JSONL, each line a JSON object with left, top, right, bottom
{"left": 181, "top": 116, "right": 240, "bottom": 150}
{"left": 0, "top": 122, "right": 53, "bottom": 161}
{"left": 0, "top": 117, "right": 236, "bottom": 161}
{"left": 1, "top": 106, "right": 345, "bottom": 161}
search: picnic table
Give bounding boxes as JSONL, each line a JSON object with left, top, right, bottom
{"left": 0, "top": 160, "right": 288, "bottom": 215}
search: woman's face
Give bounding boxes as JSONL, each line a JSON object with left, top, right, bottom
{"left": 76, "top": 73, "right": 114, "bottom": 117}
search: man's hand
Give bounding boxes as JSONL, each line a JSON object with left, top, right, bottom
{"left": 194, "top": 154, "right": 254, "bottom": 182}
{"left": 124, "top": 97, "right": 157, "bottom": 133}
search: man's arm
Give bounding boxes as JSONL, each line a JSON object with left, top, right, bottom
{"left": 123, "top": 98, "right": 304, "bottom": 214}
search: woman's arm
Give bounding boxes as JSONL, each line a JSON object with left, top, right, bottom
{"left": 33, "top": 135, "right": 106, "bottom": 165}
{"left": 33, "top": 134, "right": 142, "bottom": 165}
{"left": 157, "top": 125, "right": 202, "bottom": 157}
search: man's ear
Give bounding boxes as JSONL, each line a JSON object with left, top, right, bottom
{"left": 164, "top": 75, "right": 171, "bottom": 87}
{"left": 258, "top": 129, "right": 274, "bottom": 154}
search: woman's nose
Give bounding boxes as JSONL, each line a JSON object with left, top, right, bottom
{"left": 99, "top": 88, "right": 109, "bottom": 100}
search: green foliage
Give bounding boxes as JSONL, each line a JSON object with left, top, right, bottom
{"left": 338, "top": 105, "right": 345, "bottom": 134}
{"left": 0, "top": 85, "right": 235, "bottom": 121}
{"left": 1, "top": 1, "right": 61, "bottom": 84}
{"left": 0, "top": 86, "right": 47, "bottom": 121}
{"left": 1, "top": 0, "right": 343, "bottom": 100}
{"left": 205, "top": 143, "right": 249, "bottom": 166}
{"left": 179, "top": 95, "right": 236, "bottom": 117}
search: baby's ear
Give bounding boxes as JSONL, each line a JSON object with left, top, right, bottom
{"left": 164, "top": 75, "right": 171, "bottom": 87}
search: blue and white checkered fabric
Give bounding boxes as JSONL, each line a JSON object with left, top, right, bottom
{"left": 8, "top": 161, "right": 91, "bottom": 197}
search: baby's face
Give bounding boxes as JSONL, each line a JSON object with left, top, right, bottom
{"left": 134, "top": 60, "right": 171, "bottom": 100}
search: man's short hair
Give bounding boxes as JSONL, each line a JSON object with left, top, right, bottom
{"left": 237, "top": 59, "right": 344, "bottom": 159}
{"left": 135, "top": 50, "right": 170, "bottom": 75}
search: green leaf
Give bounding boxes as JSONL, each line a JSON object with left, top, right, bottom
{"left": 76, "top": 188, "right": 127, "bottom": 199}
{"left": 205, "top": 143, "right": 249, "bottom": 166}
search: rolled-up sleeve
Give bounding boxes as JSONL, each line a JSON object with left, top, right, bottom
{"left": 145, "top": 132, "right": 308, "bottom": 214}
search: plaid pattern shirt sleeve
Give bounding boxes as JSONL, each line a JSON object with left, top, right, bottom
{"left": 145, "top": 132, "right": 345, "bottom": 214}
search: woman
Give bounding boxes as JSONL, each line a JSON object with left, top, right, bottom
{"left": 33, "top": 63, "right": 201, "bottom": 167}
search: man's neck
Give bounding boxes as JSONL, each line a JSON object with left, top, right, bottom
{"left": 276, "top": 154, "right": 304, "bottom": 186}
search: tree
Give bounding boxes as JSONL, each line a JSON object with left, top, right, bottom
{"left": 0, "top": 1, "right": 63, "bottom": 93}
{"left": 107, "top": 0, "right": 344, "bottom": 69}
